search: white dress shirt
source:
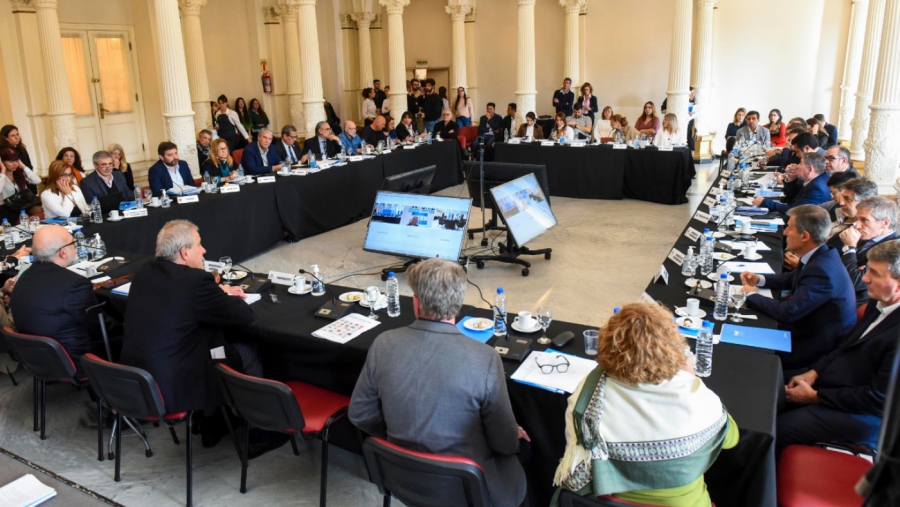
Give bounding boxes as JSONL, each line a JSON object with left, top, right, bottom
{"left": 219, "top": 108, "right": 250, "bottom": 139}
{"left": 525, "top": 124, "right": 535, "bottom": 140}
{"left": 654, "top": 129, "right": 678, "bottom": 147}
{"left": 41, "top": 186, "right": 88, "bottom": 219}
{"left": 862, "top": 300, "right": 900, "bottom": 340}
{"left": 167, "top": 164, "right": 185, "bottom": 187}
{"left": 362, "top": 98, "right": 376, "bottom": 120}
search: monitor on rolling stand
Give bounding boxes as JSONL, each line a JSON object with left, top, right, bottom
{"left": 381, "top": 165, "right": 437, "bottom": 195}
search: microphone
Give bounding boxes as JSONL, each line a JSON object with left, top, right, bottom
{"left": 299, "top": 268, "right": 352, "bottom": 320}
{"left": 299, "top": 268, "right": 335, "bottom": 304}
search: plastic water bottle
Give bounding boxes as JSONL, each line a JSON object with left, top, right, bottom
{"left": 203, "top": 171, "right": 211, "bottom": 190}
{"left": 681, "top": 246, "right": 696, "bottom": 277}
{"left": 309, "top": 151, "right": 317, "bottom": 169}
{"left": 726, "top": 176, "right": 734, "bottom": 192}
{"left": 74, "top": 228, "right": 87, "bottom": 261}
{"left": 613, "top": 307, "right": 621, "bottom": 314}
{"left": 694, "top": 321, "right": 714, "bottom": 377}
{"left": 504, "top": 129, "right": 510, "bottom": 143}
{"left": 713, "top": 273, "right": 729, "bottom": 321}
{"left": 310, "top": 264, "right": 325, "bottom": 295}
{"left": 18, "top": 210, "right": 27, "bottom": 228}
{"left": 493, "top": 287, "right": 507, "bottom": 337}
{"left": 92, "top": 233, "right": 107, "bottom": 258}
{"left": 1, "top": 219, "right": 12, "bottom": 251}
{"left": 91, "top": 197, "right": 102, "bottom": 224}
{"left": 237, "top": 164, "right": 244, "bottom": 178}
{"left": 386, "top": 272, "right": 400, "bottom": 318}
{"left": 702, "top": 231, "right": 715, "bottom": 275}
{"left": 134, "top": 185, "right": 143, "bottom": 208}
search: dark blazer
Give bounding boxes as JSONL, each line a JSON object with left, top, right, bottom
{"left": 810, "top": 301, "right": 900, "bottom": 416}
{"left": 119, "top": 260, "right": 254, "bottom": 413}
{"left": 80, "top": 170, "right": 129, "bottom": 202}
{"left": 360, "top": 126, "right": 387, "bottom": 147}
{"left": 422, "top": 93, "right": 443, "bottom": 122}
{"left": 11, "top": 262, "right": 102, "bottom": 365}
{"left": 200, "top": 158, "right": 236, "bottom": 179}
{"left": 552, "top": 89, "right": 575, "bottom": 116}
{"left": 432, "top": 120, "right": 458, "bottom": 140}
{"left": 272, "top": 140, "right": 303, "bottom": 165}
{"left": 396, "top": 123, "right": 416, "bottom": 142}
{"left": 841, "top": 231, "right": 900, "bottom": 305}
{"left": 762, "top": 172, "right": 830, "bottom": 214}
{"left": 516, "top": 123, "right": 544, "bottom": 140}
{"left": 746, "top": 245, "right": 857, "bottom": 370}
{"left": 478, "top": 114, "right": 503, "bottom": 137}
{"left": 241, "top": 141, "right": 282, "bottom": 175}
{"left": 349, "top": 319, "right": 526, "bottom": 507}
{"left": 824, "top": 123, "right": 839, "bottom": 149}
{"left": 147, "top": 160, "right": 194, "bottom": 198}
{"left": 576, "top": 95, "right": 599, "bottom": 120}
{"left": 302, "top": 136, "right": 342, "bottom": 159}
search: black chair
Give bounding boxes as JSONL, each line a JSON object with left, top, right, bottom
{"left": 215, "top": 363, "right": 350, "bottom": 507}
{"left": 1, "top": 326, "right": 86, "bottom": 440}
{"left": 80, "top": 353, "right": 194, "bottom": 507}
{"left": 361, "top": 436, "right": 491, "bottom": 507}
{"left": 558, "top": 490, "right": 672, "bottom": 506}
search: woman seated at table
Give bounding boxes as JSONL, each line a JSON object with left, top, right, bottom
{"left": 653, "top": 113, "right": 679, "bottom": 147}
{"left": 725, "top": 108, "right": 747, "bottom": 139}
{"left": 384, "top": 115, "right": 398, "bottom": 140}
{"left": 766, "top": 109, "right": 786, "bottom": 147}
{"left": 201, "top": 138, "right": 239, "bottom": 181}
{"left": 41, "top": 160, "right": 88, "bottom": 219}
{"left": 634, "top": 101, "right": 661, "bottom": 137}
{"left": 549, "top": 112, "right": 575, "bottom": 142}
{"left": 395, "top": 112, "right": 418, "bottom": 143}
{"left": 592, "top": 106, "right": 615, "bottom": 141}
{"left": 553, "top": 302, "right": 738, "bottom": 507}
{"left": 107, "top": 143, "right": 135, "bottom": 190}
{"left": 55, "top": 147, "right": 86, "bottom": 184}
{"left": 432, "top": 109, "right": 458, "bottom": 140}
{"left": 515, "top": 112, "right": 544, "bottom": 140}
{"left": 0, "top": 148, "right": 41, "bottom": 219}
{"left": 610, "top": 114, "right": 640, "bottom": 142}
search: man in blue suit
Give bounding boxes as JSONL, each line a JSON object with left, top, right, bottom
{"left": 241, "top": 128, "right": 283, "bottom": 175}
{"left": 148, "top": 142, "right": 195, "bottom": 197}
{"left": 776, "top": 240, "right": 900, "bottom": 454}
{"left": 80, "top": 150, "right": 130, "bottom": 202}
{"left": 753, "top": 151, "right": 830, "bottom": 215}
{"left": 741, "top": 205, "right": 857, "bottom": 372}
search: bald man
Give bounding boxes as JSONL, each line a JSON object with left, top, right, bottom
{"left": 11, "top": 225, "right": 105, "bottom": 367}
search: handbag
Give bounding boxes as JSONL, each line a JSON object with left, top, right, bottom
{"left": 4, "top": 188, "right": 37, "bottom": 210}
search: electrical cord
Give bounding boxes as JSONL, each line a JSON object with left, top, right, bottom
{"left": 466, "top": 277, "right": 494, "bottom": 310}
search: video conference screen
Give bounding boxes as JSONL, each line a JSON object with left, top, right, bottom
{"left": 364, "top": 191, "right": 472, "bottom": 260}
{"left": 489, "top": 173, "right": 557, "bottom": 246}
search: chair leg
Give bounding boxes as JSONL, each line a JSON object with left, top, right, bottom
{"left": 6, "top": 365, "right": 17, "bottom": 386}
{"left": 97, "top": 400, "right": 104, "bottom": 461}
{"left": 220, "top": 406, "right": 242, "bottom": 459}
{"left": 32, "top": 377, "right": 38, "bottom": 431}
{"left": 108, "top": 416, "right": 118, "bottom": 460}
{"left": 290, "top": 435, "right": 300, "bottom": 456}
{"left": 169, "top": 426, "right": 181, "bottom": 445}
{"left": 114, "top": 413, "right": 122, "bottom": 482}
{"left": 186, "top": 412, "right": 193, "bottom": 507}
{"left": 122, "top": 417, "right": 153, "bottom": 458}
{"left": 240, "top": 423, "right": 249, "bottom": 494}
{"left": 319, "top": 429, "right": 330, "bottom": 507}
{"left": 39, "top": 380, "right": 46, "bottom": 440}
{"left": 383, "top": 494, "right": 391, "bottom": 507}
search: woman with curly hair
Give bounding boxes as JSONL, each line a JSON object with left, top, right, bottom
{"left": 55, "top": 147, "right": 85, "bottom": 184}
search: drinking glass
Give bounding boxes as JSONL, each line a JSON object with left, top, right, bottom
{"left": 28, "top": 215, "right": 40, "bottom": 232}
{"left": 730, "top": 288, "right": 747, "bottom": 323}
{"left": 219, "top": 256, "right": 233, "bottom": 279}
{"left": 536, "top": 307, "right": 552, "bottom": 345}
{"left": 365, "top": 286, "right": 380, "bottom": 320}
{"left": 142, "top": 188, "right": 152, "bottom": 202}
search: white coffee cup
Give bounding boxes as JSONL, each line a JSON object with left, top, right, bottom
{"left": 741, "top": 221, "right": 752, "bottom": 234}
{"left": 514, "top": 311, "right": 538, "bottom": 329}
{"left": 150, "top": 197, "right": 160, "bottom": 206}
{"left": 744, "top": 244, "right": 758, "bottom": 258}
{"left": 686, "top": 298, "right": 701, "bottom": 317}
{"left": 109, "top": 210, "right": 120, "bottom": 219}
{"left": 293, "top": 275, "right": 309, "bottom": 293}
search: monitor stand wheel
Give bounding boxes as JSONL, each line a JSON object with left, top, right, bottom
{"left": 472, "top": 243, "right": 552, "bottom": 277}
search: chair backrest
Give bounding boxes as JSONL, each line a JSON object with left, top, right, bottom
{"left": 857, "top": 302, "right": 869, "bottom": 322}
{"left": 1, "top": 326, "right": 78, "bottom": 382}
{"left": 80, "top": 353, "right": 167, "bottom": 420}
{"left": 600, "top": 137, "right": 614, "bottom": 144}
{"left": 233, "top": 149, "right": 243, "bottom": 165}
{"left": 558, "top": 490, "right": 666, "bottom": 507}
{"left": 458, "top": 126, "right": 478, "bottom": 143}
{"left": 362, "top": 437, "right": 491, "bottom": 507}
{"left": 215, "top": 364, "right": 306, "bottom": 433}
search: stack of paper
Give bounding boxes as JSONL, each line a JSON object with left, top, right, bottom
{"left": 241, "top": 293, "right": 262, "bottom": 305}
{"left": 511, "top": 349, "right": 598, "bottom": 394}
{"left": 0, "top": 474, "right": 57, "bottom": 507}
{"left": 312, "top": 313, "right": 380, "bottom": 344}
{"left": 166, "top": 185, "right": 201, "bottom": 196}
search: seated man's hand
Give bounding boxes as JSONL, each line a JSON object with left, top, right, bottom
{"left": 517, "top": 425, "right": 531, "bottom": 442}
{"left": 784, "top": 251, "right": 800, "bottom": 270}
{"left": 3, "top": 277, "right": 15, "bottom": 295}
{"left": 220, "top": 284, "right": 246, "bottom": 298}
{"left": 741, "top": 271, "right": 760, "bottom": 287}
{"left": 752, "top": 196, "right": 765, "bottom": 207}
{"left": 785, "top": 379, "right": 818, "bottom": 405}
{"left": 840, "top": 226, "right": 861, "bottom": 247}
{"left": 787, "top": 369, "right": 818, "bottom": 389}
{"left": 12, "top": 245, "right": 31, "bottom": 259}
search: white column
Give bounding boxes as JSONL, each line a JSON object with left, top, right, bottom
{"left": 837, "top": 0, "right": 869, "bottom": 142}
{"left": 297, "top": 0, "right": 326, "bottom": 134}
{"left": 665, "top": 0, "right": 693, "bottom": 145}
{"left": 33, "top": 0, "right": 77, "bottom": 151}
{"left": 352, "top": 11, "right": 376, "bottom": 90}
{"left": 865, "top": 0, "right": 900, "bottom": 190}
{"left": 464, "top": 7, "right": 478, "bottom": 113}
{"left": 691, "top": 0, "right": 717, "bottom": 136}
{"left": 446, "top": 3, "right": 472, "bottom": 90}
{"left": 178, "top": 0, "right": 211, "bottom": 132}
{"left": 516, "top": 0, "right": 537, "bottom": 122}
{"left": 380, "top": 0, "right": 410, "bottom": 118}
{"left": 151, "top": 0, "right": 198, "bottom": 176}
{"left": 851, "top": 0, "right": 887, "bottom": 160}
{"left": 559, "top": 0, "right": 586, "bottom": 85}
{"left": 279, "top": 1, "right": 305, "bottom": 132}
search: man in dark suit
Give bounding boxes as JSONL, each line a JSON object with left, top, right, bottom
{"left": 241, "top": 128, "right": 283, "bottom": 175}
{"left": 754, "top": 151, "right": 830, "bottom": 215}
{"left": 837, "top": 196, "right": 900, "bottom": 306}
{"left": 741, "top": 205, "right": 857, "bottom": 372}
{"left": 373, "top": 79, "right": 387, "bottom": 111}
{"left": 359, "top": 116, "right": 387, "bottom": 148}
{"left": 821, "top": 171, "right": 859, "bottom": 224}
{"left": 272, "top": 124, "right": 306, "bottom": 166}
{"left": 80, "top": 150, "right": 130, "bottom": 202}
{"left": 552, "top": 77, "right": 574, "bottom": 116}
{"left": 350, "top": 259, "right": 528, "bottom": 507}
{"left": 147, "top": 142, "right": 195, "bottom": 198}
{"left": 776, "top": 132, "right": 821, "bottom": 202}
{"left": 119, "top": 220, "right": 257, "bottom": 414}
{"left": 502, "top": 103, "right": 517, "bottom": 138}
{"left": 777, "top": 239, "right": 900, "bottom": 454}
{"left": 11, "top": 225, "right": 104, "bottom": 370}
{"left": 302, "top": 121, "right": 343, "bottom": 159}
{"left": 824, "top": 145, "right": 859, "bottom": 177}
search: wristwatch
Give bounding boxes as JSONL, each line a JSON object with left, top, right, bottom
{"left": 842, "top": 245, "right": 856, "bottom": 254}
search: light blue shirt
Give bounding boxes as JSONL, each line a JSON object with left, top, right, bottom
{"left": 339, "top": 132, "right": 363, "bottom": 154}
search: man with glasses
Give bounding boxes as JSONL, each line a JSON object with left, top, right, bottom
{"left": 824, "top": 145, "right": 859, "bottom": 176}
{"left": 272, "top": 125, "right": 305, "bottom": 166}
{"left": 80, "top": 150, "right": 129, "bottom": 202}
{"left": 349, "top": 258, "right": 529, "bottom": 507}
{"left": 242, "top": 128, "right": 283, "bottom": 175}
{"left": 301, "top": 121, "right": 342, "bottom": 159}
{"left": 338, "top": 120, "right": 364, "bottom": 154}
{"left": 11, "top": 225, "right": 107, "bottom": 370}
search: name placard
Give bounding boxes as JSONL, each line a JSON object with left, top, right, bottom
{"left": 703, "top": 196, "right": 717, "bottom": 207}
{"left": 267, "top": 270, "right": 295, "bottom": 286}
{"left": 693, "top": 210, "right": 712, "bottom": 223}
{"left": 659, "top": 146, "right": 673, "bottom": 151}
{"left": 349, "top": 155, "right": 365, "bottom": 161}
{"left": 508, "top": 139, "right": 521, "bottom": 144}
{"left": 721, "top": 170, "right": 732, "bottom": 178}
{"left": 612, "top": 143, "right": 627, "bottom": 149}
{"left": 684, "top": 227, "right": 702, "bottom": 242}
{"left": 204, "top": 260, "right": 225, "bottom": 273}
{"left": 257, "top": 175, "right": 276, "bottom": 183}
{"left": 667, "top": 248, "right": 685, "bottom": 266}
{"left": 540, "top": 141, "right": 555, "bottom": 147}
{"left": 403, "top": 145, "right": 417, "bottom": 150}
{"left": 177, "top": 195, "right": 199, "bottom": 204}
{"left": 219, "top": 185, "right": 240, "bottom": 194}
{"left": 653, "top": 265, "right": 669, "bottom": 285}
{"left": 123, "top": 208, "right": 148, "bottom": 218}
{"left": 710, "top": 187, "right": 722, "bottom": 195}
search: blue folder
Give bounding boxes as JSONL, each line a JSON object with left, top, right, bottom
{"left": 719, "top": 323, "right": 791, "bottom": 352}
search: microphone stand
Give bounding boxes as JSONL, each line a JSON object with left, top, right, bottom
{"left": 299, "top": 268, "right": 351, "bottom": 320}
{"left": 478, "top": 137, "right": 488, "bottom": 247}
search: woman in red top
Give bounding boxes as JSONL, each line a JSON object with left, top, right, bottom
{"left": 634, "top": 102, "right": 660, "bottom": 137}
{"left": 766, "top": 109, "right": 786, "bottom": 147}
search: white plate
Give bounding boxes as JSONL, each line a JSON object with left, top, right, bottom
{"left": 707, "top": 273, "right": 734, "bottom": 282}
{"left": 359, "top": 294, "right": 387, "bottom": 307}
{"left": 676, "top": 316, "right": 703, "bottom": 329}
{"left": 712, "top": 232, "right": 726, "bottom": 238}
{"left": 463, "top": 317, "right": 494, "bottom": 331}
{"left": 287, "top": 285, "right": 312, "bottom": 295}
{"left": 107, "top": 217, "right": 123, "bottom": 222}
{"left": 511, "top": 321, "right": 542, "bottom": 334}
{"left": 147, "top": 203, "right": 161, "bottom": 208}
{"left": 684, "top": 279, "right": 712, "bottom": 289}
{"left": 712, "top": 252, "right": 735, "bottom": 261}
{"left": 674, "top": 307, "right": 707, "bottom": 318}
{"left": 743, "top": 253, "right": 763, "bottom": 261}
{"left": 339, "top": 291, "right": 365, "bottom": 303}
{"left": 222, "top": 270, "right": 248, "bottom": 281}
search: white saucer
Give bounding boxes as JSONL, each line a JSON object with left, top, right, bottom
{"left": 147, "top": 203, "right": 161, "bottom": 208}
{"left": 511, "top": 321, "right": 542, "bottom": 334}
{"left": 359, "top": 294, "right": 387, "bottom": 307}
{"left": 676, "top": 316, "right": 703, "bottom": 329}
{"left": 339, "top": 291, "right": 364, "bottom": 303}
{"left": 107, "top": 217, "right": 123, "bottom": 222}
{"left": 675, "top": 307, "right": 707, "bottom": 318}
{"left": 463, "top": 317, "right": 494, "bottom": 331}
{"left": 707, "top": 273, "right": 734, "bottom": 282}
{"left": 222, "top": 270, "right": 248, "bottom": 281}
{"left": 742, "top": 253, "right": 763, "bottom": 261}
{"left": 711, "top": 232, "right": 726, "bottom": 238}
{"left": 712, "top": 252, "right": 735, "bottom": 261}
{"left": 684, "top": 279, "right": 712, "bottom": 289}
{"left": 287, "top": 285, "right": 312, "bottom": 295}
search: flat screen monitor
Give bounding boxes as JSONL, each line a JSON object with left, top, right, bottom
{"left": 489, "top": 173, "right": 557, "bottom": 247}
{"left": 382, "top": 165, "right": 436, "bottom": 195}
{"left": 364, "top": 191, "right": 472, "bottom": 260}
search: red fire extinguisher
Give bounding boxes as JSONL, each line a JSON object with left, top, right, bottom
{"left": 261, "top": 71, "right": 273, "bottom": 94}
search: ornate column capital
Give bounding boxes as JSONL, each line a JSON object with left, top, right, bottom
{"left": 32, "top": 0, "right": 57, "bottom": 9}
{"left": 9, "top": 0, "right": 35, "bottom": 12}
{"left": 379, "top": 0, "right": 410, "bottom": 15}
{"left": 517, "top": 0, "right": 536, "bottom": 6}
{"left": 445, "top": 4, "right": 473, "bottom": 21}
{"left": 340, "top": 14, "right": 357, "bottom": 29}
{"left": 177, "top": 0, "right": 207, "bottom": 17}
{"left": 297, "top": 0, "right": 317, "bottom": 5}
{"left": 351, "top": 11, "right": 377, "bottom": 27}
{"left": 465, "top": 8, "right": 476, "bottom": 22}
{"left": 559, "top": 0, "right": 587, "bottom": 14}
{"left": 371, "top": 14, "right": 382, "bottom": 28}
{"left": 278, "top": 1, "right": 300, "bottom": 22}
{"left": 695, "top": 0, "right": 718, "bottom": 7}
{"left": 263, "top": 6, "right": 281, "bottom": 24}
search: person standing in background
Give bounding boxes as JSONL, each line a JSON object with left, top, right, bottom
{"left": 553, "top": 78, "right": 575, "bottom": 116}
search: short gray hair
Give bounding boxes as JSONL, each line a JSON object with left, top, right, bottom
{"left": 842, "top": 178, "right": 878, "bottom": 202}
{"left": 92, "top": 150, "right": 112, "bottom": 166}
{"left": 155, "top": 220, "right": 199, "bottom": 261}
{"left": 801, "top": 151, "right": 826, "bottom": 175}
{"left": 315, "top": 121, "right": 329, "bottom": 135}
{"left": 787, "top": 204, "right": 830, "bottom": 245}
{"left": 857, "top": 196, "right": 900, "bottom": 230}
{"left": 868, "top": 240, "right": 900, "bottom": 278}
{"left": 32, "top": 232, "right": 70, "bottom": 262}
{"left": 407, "top": 259, "right": 466, "bottom": 321}
{"left": 257, "top": 128, "right": 273, "bottom": 139}
{"left": 280, "top": 125, "right": 297, "bottom": 137}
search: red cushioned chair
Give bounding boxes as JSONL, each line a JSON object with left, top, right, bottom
{"left": 777, "top": 445, "right": 872, "bottom": 507}
{"left": 215, "top": 364, "right": 350, "bottom": 507}
{"left": 457, "top": 126, "right": 479, "bottom": 160}
{"left": 1, "top": 326, "right": 87, "bottom": 440}
{"left": 232, "top": 148, "right": 243, "bottom": 165}
{"left": 857, "top": 302, "right": 869, "bottom": 322}
{"left": 362, "top": 436, "right": 492, "bottom": 507}
{"left": 558, "top": 489, "right": 674, "bottom": 506}
{"left": 600, "top": 137, "right": 614, "bottom": 144}
{"left": 80, "top": 353, "right": 195, "bottom": 507}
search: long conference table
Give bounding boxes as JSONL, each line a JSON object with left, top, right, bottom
{"left": 92, "top": 162, "right": 784, "bottom": 506}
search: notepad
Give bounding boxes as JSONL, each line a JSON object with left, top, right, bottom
{"left": 511, "top": 349, "right": 598, "bottom": 394}
{"left": 240, "top": 293, "right": 262, "bottom": 305}
{"left": 312, "top": 313, "right": 380, "bottom": 344}
{"left": 719, "top": 323, "right": 791, "bottom": 352}
{"left": 0, "top": 474, "right": 57, "bottom": 507}
{"left": 722, "top": 261, "right": 775, "bottom": 274}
